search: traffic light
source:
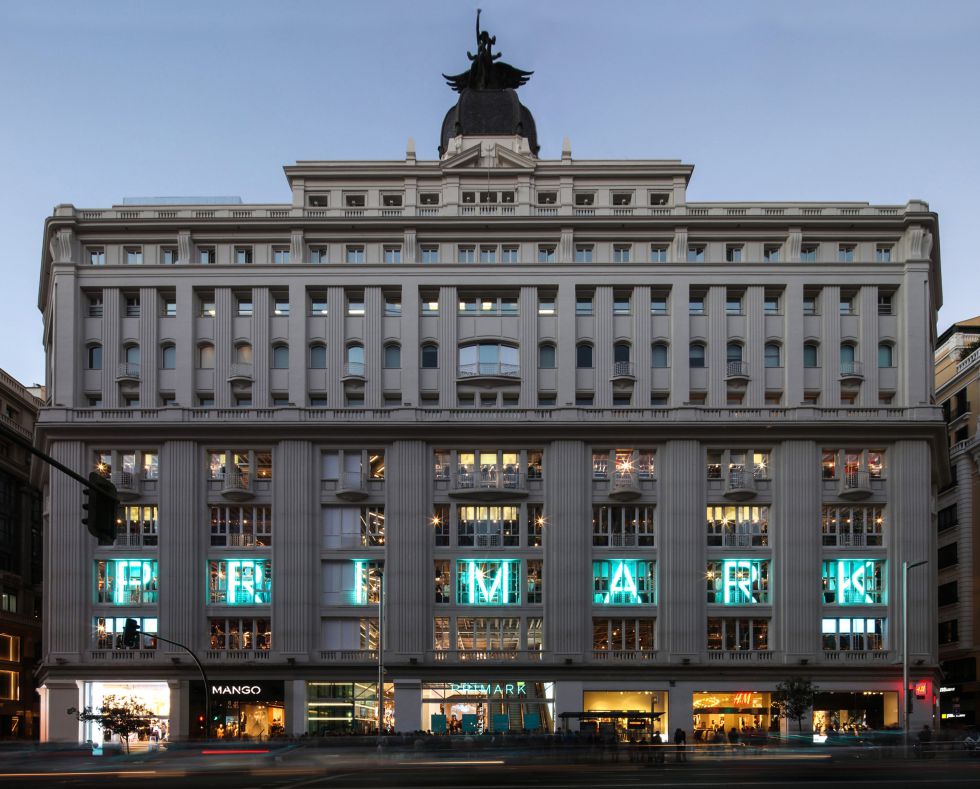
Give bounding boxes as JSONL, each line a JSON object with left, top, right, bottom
{"left": 122, "top": 618, "right": 141, "bottom": 649}
{"left": 82, "top": 471, "right": 118, "bottom": 545}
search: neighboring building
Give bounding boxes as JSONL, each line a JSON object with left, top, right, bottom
{"left": 935, "top": 317, "right": 980, "bottom": 726}
{"left": 0, "top": 369, "right": 43, "bottom": 738}
{"left": 34, "top": 19, "right": 947, "bottom": 744}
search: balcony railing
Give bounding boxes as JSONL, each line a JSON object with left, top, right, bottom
{"left": 205, "top": 649, "right": 271, "bottom": 661}
{"left": 113, "top": 531, "right": 158, "bottom": 547}
{"left": 319, "top": 649, "right": 378, "bottom": 662}
{"left": 821, "top": 650, "right": 891, "bottom": 662}
{"left": 228, "top": 533, "right": 258, "bottom": 548}
{"left": 723, "top": 468, "right": 756, "bottom": 500}
{"left": 840, "top": 361, "right": 865, "bottom": 379}
{"left": 116, "top": 362, "right": 140, "bottom": 381}
{"left": 707, "top": 527, "right": 768, "bottom": 548}
{"left": 457, "top": 362, "right": 521, "bottom": 379}
{"left": 110, "top": 470, "right": 139, "bottom": 499}
{"left": 90, "top": 649, "right": 157, "bottom": 661}
{"left": 431, "top": 649, "right": 543, "bottom": 663}
{"left": 706, "top": 650, "right": 773, "bottom": 662}
{"left": 839, "top": 469, "right": 872, "bottom": 499}
{"left": 822, "top": 531, "right": 882, "bottom": 547}
{"left": 455, "top": 468, "right": 525, "bottom": 490}
{"left": 611, "top": 361, "right": 635, "bottom": 379}
{"left": 342, "top": 361, "right": 366, "bottom": 379}
{"left": 219, "top": 469, "right": 253, "bottom": 500}
{"left": 228, "top": 363, "right": 253, "bottom": 382}
{"left": 591, "top": 650, "right": 658, "bottom": 662}
{"left": 725, "top": 361, "right": 749, "bottom": 380}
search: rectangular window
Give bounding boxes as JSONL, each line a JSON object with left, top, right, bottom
{"left": 821, "top": 617, "right": 885, "bottom": 651}
{"left": 576, "top": 296, "right": 594, "bottom": 316}
{"left": 650, "top": 245, "right": 668, "bottom": 263}
{"left": 800, "top": 245, "right": 818, "bottom": 263}
{"left": 88, "top": 294, "right": 104, "bottom": 317}
{"left": 764, "top": 295, "right": 780, "bottom": 315}
{"left": 95, "top": 559, "right": 159, "bottom": 604}
{"left": 725, "top": 245, "right": 742, "bottom": 263}
{"left": 707, "top": 618, "right": 769, "bottom": 651}
{"left": 272, "top": 247, "right": 291, "bottom": 264}
{"left": 687, "top": 245, "right": 705, "bottom": 263}
{"left": 821, "top": 506, "right": 884, "bottom": 547}
{"left": 689, "top": 296, "right": 705, "bottom": 315}
{"left": 455, "top": 559, "right": 521, "bottom": 605}
{"left": 725, "top": 296, "right": 742, "bottom": 315}
{"left": 124, "top": 296, "right": 140, "bottom": 318}
{"left": 613, "top": 295, "right": 631, "bottom": 316}
{"left": 346, "top": 246, "right": 365, "bottom": 264}
{"left": 210, "top": 505, "right": 272, "bottom": 547}
{"left": 94, "top": 616, "right": 158, "bottom": 651}
{"left": 421, "top": 246, "right": 439, "bottom": 263}
{"left": 938, "top": 542, "right": 958, "bottom": 570}
{"left": 421, "top": 297, "right": 439, "bottom": 315}
{"left": 501, "top": 246, "right": 519, "bottom": 263}
{"left": 706, "top": 559, "right": 770, "bottom": 605}
{"left": 538, "top": 299, "right": 556, "bottom": 316}
{"left": 763, "top": 245, "right": 781, "bottom": 262}
{"left": 0, "top": 634, "right": 20, "bottom": 661}
{"left": 353, "top": 560, "right": 385, "bottom": 605}
{"left": 273, "top": 296, "right": 289, "bottom": 316}
{"left": 938, "top": 504, "right": 958, "bottom": 532}
{"left": 612, "top": 245, "right": 632, "bottom": 263}
{"left": 309, "top": 294, "right": 327, "bottom": 316}
{"left": 537, "top": 246, "right": 556, "bottom": 263}
{"left": 383, "top": 247, "right": 402, "bottom": 264}
{"left": 310, "top": 247, "right": 328, "bottom": 264}
{"left": 124, "top": 247, "right": 143, "bottom": 265}
{"left": 208, "top": 559, "right": 272, "bottom": 605}
{"left": 875, "top": 245, "right": 892, "bottom": 263}
{"left": 803, "top": 296, "right": 817, "bottom": 316}
{"left": 650, "top": 296, "right": 668, "bottom": 315}
{"left": 574, "top": 245, "right": 594, "bottom": 263}
{"left": 209, "top": 617, "right": 271, "bottom": 651}
{"left": 88, "top": 247, "right": 106, "bottom": 266}
{"left": 384, "top": 295, "right": 402, "bottom": 316}
{"left": 592, "top": 618, "right": 655, "bottom": 652}
{"left": 236, "top": 297, "right": 253, "bottom": 317}
{"left": 161, "top": 247, "right": 178, "bottom": 265}
{"left": 939, "top": 619, "right": 959, "bottom": 645}
{"left": 457, "top": 505, "right": 520, "bottom": 548}
{"left": 706, "top": 505, "right": 769, "bottom": 547}
{"left": 821, "top": 559, "right": 886, "bottom": 605}
{"left": 234, "top": 247, "right": 253, "bottom": 265}
{"left": 115, "top": 505, "right": 159, "bottom": 547}
{"left": 198, "top": 247, "right": 216, "bottom": 265}
{"left": 458, "top": 246, "right": 475, "bottom": 264}
{"left": 939, "top": 581, "right": 958, "bottom": 607}
{"left": 591, "top": 505, "right": 655, "bottom": 547}
{"left": 838, "top": 244, "right": 856, "bottom": 263}
{"left": 347, "top": 295, "right": 365, "bottom": 316}
{"left": 592, "top": 559, "right": 655, "bottom": 604}
{"left": 479, "top": 246, "right": 497, "bottom": 264}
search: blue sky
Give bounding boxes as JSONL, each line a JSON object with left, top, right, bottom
{"left": 1, "top": 0, "right": 978, "bottom": 385}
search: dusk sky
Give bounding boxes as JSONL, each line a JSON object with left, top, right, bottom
{"left": 2, "top": 0, "right": 978, "bottom": 385}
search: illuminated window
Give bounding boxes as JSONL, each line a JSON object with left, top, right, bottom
{"left": 94, "top": 617, "right": 157, "bottom": 651}
{"left": 95, "top": 559, "right": 159, "bottom": 605}
{"left": 455, "top": 559, "right": 521, "bottom": 605}
{"left": 455, "top": 617, "right": 521, "bottom": 650}
{"left": 210, "top": 505, "right": 272, "bottom": 547}
{"left": 527, "top": 504, "right": 544, "bottom": 548}
{"left": 821, "top": 559, "right": 886, "bottom": 605}
{"left": 706, "top": 505, "right": 769, "bottom": 547}
{"left": 209, "top": 617, "right": 271, "bottom": 651}
{"left": 457, "top": 506, "right": 520, "bottom": 548}
{"left": 707, "top": 618, "right": 769, "bottom": 651}
{"left": 592, "top": 618, "right": 655, "bottom": 652}
{"left": 592, "top": 560, "right": 655, "bottom": 604}
{"left": 434, "top": 560, "right": 451, "bottom": 603}
{"left": 706, "top": 559, "right": 770, "bottom": 605}
{"left": 0, "top": 634, "right": 20, "bottom": 661}
{"left": 526, "top": 560, "right": 543, "bottom": 604}
{"left": 591, "top": 505, "right": 655, "bottom": 547}
{"left": 0, "top": 671, "right": 19, "bottom": 701}
{"left": 116, "top": 505, "right": 159, "bottom": 547}
{"left": 353, "top": 560, "right": 384, "bottom": 604}
{"left": 207, "top": 559, "right": 271, "bottom": 605}
{"left": 821, "top": 506, "right": 884, "bottom": 547}
{"left": 822, "top": 617, "right": 884, "bottom": 651}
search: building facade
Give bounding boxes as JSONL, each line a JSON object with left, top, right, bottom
{"left": 935, "top": 318, "right": 980, "bottom": 726}
{"left": 0, "top": 369, "right": 43, "bottom": 738}
{"left": 35, "top": 32, "right": 947, "bottom": 744}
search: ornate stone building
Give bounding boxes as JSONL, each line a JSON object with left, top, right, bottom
{"left": 35, "top": 19, "right": 946, "bottom": 743}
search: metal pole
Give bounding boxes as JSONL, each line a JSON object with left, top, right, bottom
{"left": 902, "top": 560, "right": 909, "bottom": 740}
{"left": 147, "top": 632, "right": 211, "bottom": 740}
{"left": 377, "top": 571, "right": 384, "bottom": 737}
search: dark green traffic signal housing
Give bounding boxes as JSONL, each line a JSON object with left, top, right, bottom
{"left": 122, "top": 618, "right": 141, "bottom": 649}
{"left": 82, "top": 471, "right": 118, "bottom": 545}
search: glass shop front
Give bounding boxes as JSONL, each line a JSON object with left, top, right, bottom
{"left": 82, "top": 681, "right": 170, "bottom": 749}
{"left": 192, "top": 681, "right": 285, "bottom": 739}
{"left": 692, "top": 691, "right": 775, "bottom": 742}
{"left": 306, "top": 682, "right": 393, "bottom": 735}
{"left": 811, "top": 691, "right": 899, "bottom": 736}
{"left": 579, "top": 690, "right": 668, "bottom": 740}
{"left": 422, "top": 681, "right": 554, "bottom": 734}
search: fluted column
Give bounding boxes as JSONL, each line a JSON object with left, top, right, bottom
{"left": 556, "top": 282, "right": 577, "bottom": 405}
{"left": 437, "top": 287, "right": 457, "bottom": 406}
{"left": 45, "top": 441, "right": 86, "bottom": 659}
{"left": 159, "top": 440, "right": 203, "bottom": 652}
{"left": 954, "top": 455, "right": 974, "bottom": 649}
{"left": 745, "top": 286, "right": 765, "bottom": 405}
{"left": 543, "top": 440, "right": 590, "bottom": 657}
{"left": 385, "top": 440, "right": 431, "bottom": 656}
{"left": 900, "top": 264, "right": 931, "bottom": 405}
{"left": 364, "top": 287, "right": 383, "bottom": 408}
{"left": 252, "top": 288, "right": 271, "bottom": 407}
{"left": 326, "top": 286, "right": 345, "bottom": 406}
{"left": 669, "top": 281, "right": 690, "bottom": 407}
{"left": 594, "top": 287, "right": 613, "bottom": 407}
{"left": 272, "top": 440, "right": 317, "bottom": 658}
{"left": 888, "top": 440, "right": 935, "bottom": 661}
{"left": 658, "top": 440, "right": 704, "bottom": 658}
{"left": 102, "top": 288, "right": 121, "bottom": 408}
{"left": 858, "top": 286, "right": 879, "bottom": 407}
{"left": 784, "top": 282, "right": 804, "bottom": 405}
{"left": 772, "top": 440, "right": 821, "bottom": 658}
{"left": 633, "top": 285, "right": 652, "bottom": 405}
{"left": 289, "top": 283, "right": 308, "bottom": 406}
{"left": 138, "top": 286, "right": 158, "bottom": 406}
{"left": 518, "top": 286, "right": 538, "bottom": 407}
{"left": 214, "top": 288, "right": 233, "bottom": 408}
{"left": 175, "top": 281, "right": 195, "bottom": 406}
{"left": 821, "top": 286, "right": 841, "bottom": 407}
{"left": 401, "top": 283, "right": 420, "bottom": 405}
{"left": 706, "top": 286, "right": 726, "bottom": 407}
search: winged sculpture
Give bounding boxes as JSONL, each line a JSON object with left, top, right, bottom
{"left": 442, "top": 9, "right": 533, "bottom": 92}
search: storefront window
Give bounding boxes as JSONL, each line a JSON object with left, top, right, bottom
{"left": 95, "top": 559, "right": 158, "bottom": 604}
{"left": 581, "top": 690, "right": 666, "bottom": 740}
{"left": 200, "top": 682, "right": 285, "bottom": 740}
{"left": 422, "top": 681, "right": 553, "bottom": 734}
{"left": 306, "top": 682, "right": 393, "bottom": 736}
{"left": 207, "top": 559, "right": 271, "bottom": 605}
{"left": 706, "top": 560, "right": 770, "bottom": 605}
{"left": 592, "top": 560, "right": 655, "bottom": 605}
{"left": 821, "top": 560, "right": 886, "bottom": 605}
{"left": 812, "top": 691, "right": 897, "bottom": 735}
{"left": 83, "top": 681, "right": 170, "bottom": 747}
{"left": 821, "top": 617, "right": 885, "bottom": 651}
{"left": 455, "top": 559, "right": 521, "bottom": 605}
{"left": 692, "top": 691, "right": 773, "bottom": 741}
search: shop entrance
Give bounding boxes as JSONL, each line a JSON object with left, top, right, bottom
{"left": 578, "top": 690, "right": 668, "bottom": 740}
{"left": 422, "top": 681, "right": 554, "bottom": 734}
{"left": 192, "top": 681, "right": 285, "bottom": 740}
{"left": 812, "top": 691, "right": 898, "bottom": 735}
{"left": 692, "top": 691, "right": 774, "bottom": 743}
{"left": 82, "top": 681, "right": 170, "bottom": 750}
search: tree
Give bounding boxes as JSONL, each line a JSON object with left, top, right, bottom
{"left": 69, "top": 694, "right": 153, "bottom": 753}
{"left": 774, "top": 678, "right": 818, "bottom": 732}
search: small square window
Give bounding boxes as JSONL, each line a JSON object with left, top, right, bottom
{"left": 838, "top": 245, "right": 856, "bottom": 263}
{"left": 310, "top": 247, "right": 328, "bottom": 264}
{"left": 461, "top": 192, "right": 476, "bottom": 204}
{"left": 88, "top": 247, "right": 106, "bottom": 266}
{"left": 237, "top": 298, "right": 253, "bottom": 317}
{"left": 124, "top": 296, "right": 140, "bottom": 317}
{"left": 501, "top": 246, "right": 519, "bottom": 263}
{"left": 198, "top": 247, "right": 216, "bottom": 265}
{"left": 649, "top": 192, "right": 670, "bottom": 206}
{"left": 650, "top": 296, "right": 668, "bottom": 315}
{"left": 576, "top": 297, "right": 594, "bottom": 317}
{"left": 875, "top": 245, "right": 892, "bottom": 263}
{"left": 687, "top": 245, "right": 705, "bottom": 263}
{"left": 346, "top": 246, "right": 365, "bottom": 264}
{"left": 273, "top": 297, "right": 290, "bottom": 317}
{"left": 272, "top": 248, "right": 290, "bottom": 264}
{"left": 347, "top": 295, "right": 365, "bottom": 316}
{"left": 612, "top": 192, "right": 633, "bottom": 206}
{"left": 725, "top": 245, "right": 743, "bottom": 263}
{"left": 308, "top": 194, "right": 329, "bottom": 207}
{"left": 419, "top": 193, "right": 440, "bottom": 206}
{"left": 689, "top": 297, "right": 705, "bottom": 316}
{"left": 877, "top": 294, "right": 893, "bottom": 316}
{"left": 575, "top": 245, "right": 594, "bottom": 263}
{"left": 763, "top": 245, "right": 781, "bottom": 262}
{"left": 800, "top": 245, "right": 818, "bottom": 262}
{"left": 88, "top": 395, "right": 102, "bottom": 407}
{"left": 725, "top": 297, "right": 742, "bottom": 316}
{"left": 613, "top": 296, "right": 631, "bottom": 316}
{"left": 612, "top": 245, "right": 632, "bottom": 263}
{"left": 458, "top": 246, "right": 475, "bottom": 264}
{"left": 384, "top": 296, "right": 402, "bottom": 316}
{"left": 538, "top": 246, "right": 556, "bottom": 263}
{"left": 125, "top": 247, "right": 143, "bottom": 265}
{"left": 344, "top": 194, "right": 365, "bottom": 208}
{"left": 839, "top": 297, "right": 854, "bottom": 316}
{"left": 162, "top": 297, "right": 177, "bottom": 317}
{"left": 538, "top": 300, "right": 556, "bottom": 316}
{"left": 650, "top": 245, "right": 668, "bottom": 263}
{"left": 574, "top": 193, "right": 595, "bottom": 206}
{"left": 383, "top": 247, "right": 402, "bottom": 264}
{"left": 803, "top": 296, "right": 818, "bottom": 316}
{"left": 382, "top": 194, "right": 403, "bottom": 207}
{"left": 88, "top": 294, "right": 104, "bottom": 317}
{"left": 576, "top": 394, "right": 595, "bottom": 407}
{"left": 161, "top": 247, "right": 178, "bottom": 265}
{"left": 764, "top": 296, "right": 780, "bottom": 315}
{"left": 421, "top": 246, "right": 439, "bottom": 264}
{"left": 199, "top": 298, "right": 216, "bottom": 318}
{"left": 421, "top": 298, "right": 439, "bottom": 316}
{"left": 537, "top": 191, "right": 557, "bottom": 205}
{"left": 479, "top": 246, "right": 497, "bottom": 264}
{"left": 310, "top": 295, "right": 328, "bottom": 316}
{"left": 234, "top": 247, "right": 253, "bottom": 265}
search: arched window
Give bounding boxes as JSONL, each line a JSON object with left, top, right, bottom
{"left": 235, "top": 343, "right": 253, "bottom": 365}
{"left": 161, "top": 344, "right": 176, "bottom": 370}
{"left": 840, "top": 343, "right": 856, "bottom": 368}
{"left": 421, "top": 343, "right": 438, "bottom": 369}
{"left": 689, "top": 343, "right": 706, "bottom": 369}
{"left": 651, "top": 343, "right": 669, "bottom": 369}
{"left": 198, "top": 343, "right": 215, "bottom": 369}
{"left": 613, "top": 342, "right": 631, "bottom": 364}
{"left": 384, "top": 343, "right": 401, "bottom": 369}
{"left": 878, "top": 343, "right": 893, "bottom": 368}
{"left": 726, "top": 342, "right": 743, "bottom": 364}
{"left": 576, "top": 343, "right": 593, "bottom": 369}
{"left": 764, "top": 342, "right": 781, "bottom": 368}
{"left": 539, "top": 343, "right": 556, "bottom": 369}
{"left": 309, "top": 344, "right": 327, "bottom": 369}
{"left": 124, "top": 344, "right": 140, "bottom": 367}
{"left": 272, "top": 345, "right": 289, "bottom": 369}
{"left": 803, "top": 342, "right": 819, "bottom": 369}
{"left": 87, "top": 344, "right": 103, "bottom": 370}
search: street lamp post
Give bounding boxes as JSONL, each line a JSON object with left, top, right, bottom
{"left": 903, "top": 559, "right": 928, "bottom": 742}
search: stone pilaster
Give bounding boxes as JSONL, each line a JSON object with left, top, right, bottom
{"left": 102, "top": 288, "right": 120, "bottom": 408}
{"left": 519, "top": 285, "right": 538, "bottom": 407}
{"left": 46, "top": 441, "right": 86, "bottom": 659}
{"left": 364, "top": 287, "right": 384, "bottom": 408}
{"left": 252, "top": 288, "right": 271, "bottom": 407}
{"left": 437, "top": 287, "right": 457, "bottom": 406}
{"left": 594, "top": 286, "right": 613, "bottom": 407}
{"left": 138, "top": 286, "right": 158, "bottom": 405}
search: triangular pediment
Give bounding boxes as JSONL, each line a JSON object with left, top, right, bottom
{"left": 441, "top": 140, "right": 537, "bottom": 170}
